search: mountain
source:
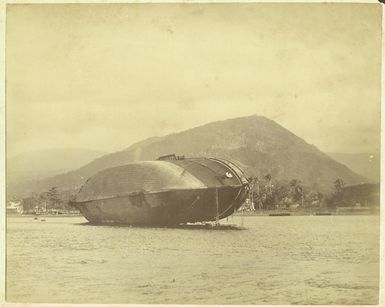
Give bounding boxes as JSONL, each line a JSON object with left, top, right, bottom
{"left": 327, "top": 152, "right": 380, "bottom": 182}
{"left": 7, "top": 115, "right": 369, "bottom": 198}
{"left": 7, "top": 148, "right": 107, "bottom": 185}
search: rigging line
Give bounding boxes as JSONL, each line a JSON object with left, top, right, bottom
{"left": 217, "top": 187, "right": 243, "bottom": 219}
{"left": 184, "top": 195, "right": 201, "bottom": 212}
{"left": 215, "top": 188, "right": 219, "bottom": 225}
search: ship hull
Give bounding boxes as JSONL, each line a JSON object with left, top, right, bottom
{"left": 73, "top": 157, "right": 249, "bottom": 225}
{"left": 75, "top": 186, "right": 247, "bottom": 225}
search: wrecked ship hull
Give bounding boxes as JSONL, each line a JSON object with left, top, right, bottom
{"left": 73, "top": 157, "right": 249, "bottom": 225}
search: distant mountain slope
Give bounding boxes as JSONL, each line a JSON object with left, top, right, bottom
{"left": 327, "top": 152, "right": 380, "bottom": 182}
{"left": 7, "top": 148, "right": 107, "bottom": 184}
{"left": 7, "top": 115, "right": 369, "bottom": 197}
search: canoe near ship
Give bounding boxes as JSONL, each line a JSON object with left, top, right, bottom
{"left": 72, "top": 154, "right": 249, "bottom": 225}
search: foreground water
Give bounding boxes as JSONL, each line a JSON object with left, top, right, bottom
{"left": 7, "top": 215, "right": 379, "bottom": 304}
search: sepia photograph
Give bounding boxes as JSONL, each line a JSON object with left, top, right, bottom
{"left": 3, "top": 1, "right": 383, "bottom": 305}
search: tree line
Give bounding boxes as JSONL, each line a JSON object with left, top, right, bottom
{"left": 21, "top": 187, "right": 76, "bottom": 213}
{"left": 242, "top": 175, "right": 360, "bottom": 211}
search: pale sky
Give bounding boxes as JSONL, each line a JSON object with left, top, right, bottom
{"left": 6, "top": 3, "right": 382, "bottom": 157}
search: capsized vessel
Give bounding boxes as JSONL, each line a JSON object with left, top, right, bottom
{"left": 72, "top": 155, "right": 249, "bottom": 225}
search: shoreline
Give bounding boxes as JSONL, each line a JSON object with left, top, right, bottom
{"left": 6, "top": 211, "right": 380, "bottom": 218}
{"left": 7, "top": 214, "right": 83, "bottom": 218}
{"left": 234, "top": 209, "right": 379, "bottom": 216}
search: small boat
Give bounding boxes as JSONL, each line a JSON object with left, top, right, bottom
{"left": 72, "top": 155, "right": 249, "bottom": 226}
{"left": 269, "top": 212, "right": 291, "bottom": 216}
{"left": 315, "top": 212, "right": 332, "bottom": 216}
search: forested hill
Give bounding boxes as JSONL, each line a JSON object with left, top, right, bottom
{"left": 7, "top": 115, "right": 368, "bottom": 197}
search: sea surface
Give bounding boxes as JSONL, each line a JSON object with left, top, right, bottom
{"left": 6, "top": 215, "right": 379, "bottom": 304}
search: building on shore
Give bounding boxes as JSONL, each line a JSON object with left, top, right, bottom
{"left": 6, "top": 200, "right": 23, "bottom": 214}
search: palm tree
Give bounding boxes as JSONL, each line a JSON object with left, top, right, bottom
{"left": 290, "top": 179, "right": 303, "bottom": 206}
{"left": 334, "top": 179, "right": 345, "bottom": 194}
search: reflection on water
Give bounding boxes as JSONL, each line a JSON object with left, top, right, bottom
{"left": 7, "top": 215, "right": 379, "bottom": 304}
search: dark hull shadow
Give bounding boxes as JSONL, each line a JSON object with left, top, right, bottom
{"left": 76, "top": 221, "right": 245, "bottom": 231}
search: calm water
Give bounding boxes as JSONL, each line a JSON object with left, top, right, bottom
{"left": 6, "top": 215, "right": 379, "bottom": 304}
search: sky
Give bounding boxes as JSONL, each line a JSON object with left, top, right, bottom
{"left": 6, "top": 3, "right": 382, "bottom": 157}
